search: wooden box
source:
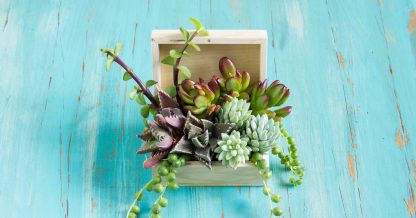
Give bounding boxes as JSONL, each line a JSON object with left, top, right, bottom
{"left": 151, "top": 30, "right": 268, "bottom": 186}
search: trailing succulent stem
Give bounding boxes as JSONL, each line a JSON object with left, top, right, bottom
{"left": 271, "top": 122, "right": 304, "bottom": 186}
{"left": 101, "top": 45, "right": 159, "bottom": 107}
{"left": 251, "top": 153, "right": 283, "bottom": 217}
{"left": 127, "top": 154, "right": 187, "bottom": 218}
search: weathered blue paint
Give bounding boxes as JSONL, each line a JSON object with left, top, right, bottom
{"left": 1, "top": 0, "right": 415, "bottom": 217}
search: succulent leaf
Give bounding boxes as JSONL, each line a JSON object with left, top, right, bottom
{"left": 245, "top": 114, "right": 280, "bottom": 153}
{"left": 214, "top": 130, "right": 251, "bottom": 169}
{"left": 218, "top": 98, "right": 252, "bottom": 129}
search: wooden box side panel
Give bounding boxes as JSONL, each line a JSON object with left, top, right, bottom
{"left": 152, "top": 155, "right": 269, "bottom": 187}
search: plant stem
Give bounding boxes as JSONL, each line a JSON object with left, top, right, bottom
{"left": 173, "top": 31, "right": 198, "bottom": 105}
{"left": 106, "top": 51, "right": 159, "bottom": 107}
{"left": 126, "top": 180, "right": 152, "bottom": 218}
{"left": 259, "top": 170, "right": 273, "bottom": 218}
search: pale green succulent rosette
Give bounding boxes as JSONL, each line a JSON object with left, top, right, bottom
{"left": 214, "top": 130, "right": 251, "bottom": 169}
{"left": 245, "top": 114, "right": 280, "bottom": 153}
{"left": 218, "top": 98, "right": 252, "bottom": 129}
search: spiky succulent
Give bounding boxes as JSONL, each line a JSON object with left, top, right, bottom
{"left": 179, "top": 78, "right": 221, "bottom": 118}
{"left": 170, "top": 111, "right": 234, "bottom": 169}
{"left": 218, "top": 98, "right": 252, "bottom": 129}
{"left": 214, "top": 57, "right": 251, "bottom": 100}
{"left": 214, "top": 130, "right": 251, "bottom": 169}
{"left": 137, "top": 89, "right": 186, "bottom": 168}
{"left": 245, "top": 114, "right": 280, "bottom": 153}
{"left": 248, "top": 79, "right": 292, "bottom": 120}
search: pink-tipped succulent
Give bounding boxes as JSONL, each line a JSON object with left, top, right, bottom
{"left": 215, "top": 57, "right": 251, "bottom": 100}
{"left": 248, "top": 79, "right": 292, "bottom": 120}
{"left": 137, "top": 90, "right": 186, "bottom": 168}
{"left": 178, "top": 78, "right": 221, "bottom": 118}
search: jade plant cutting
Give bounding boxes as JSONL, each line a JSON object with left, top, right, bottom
{"left": 101, "top": 18, "right": 304, "bottom": 218}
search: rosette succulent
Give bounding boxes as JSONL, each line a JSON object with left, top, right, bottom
{"left": 214, "top": 57, "right": 251, "bottom": 100}
{"left": 214, "top": 130, "right": 251, "bottom": 169}
{"left": 218, "top": 98, "right": 252, "bottom": 129}
{"left": 248, "top": 79, "right": 292, "bottom": 120}
{"left": 137, "top": 89, "right": 186, "bottom": 168}
{"left": 245, "top": 114, "right": 280, "bottom": 153}
{"left": 170, "top": 111, "right": 234, "bottom": 169}
{"left": 178, "top": 78, "right": 221, "bottom": 118}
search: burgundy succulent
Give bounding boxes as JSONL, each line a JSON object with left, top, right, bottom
{"left": 137, "top": 89, "right": 186, "bottom": 168}
{"left": 178, "top": 78, "right": 221, "bottom": 118}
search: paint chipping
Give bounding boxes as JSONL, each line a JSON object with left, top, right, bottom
{"left": 337, "top": 52, "right": 345, "bottom": 70}
{"left": 412, "top": 160, "right": 416, "bottom": 183}
{"left": 91, "top": 197, "right": 96, "bottom": 212}
{"left": 351, "top": 143, "right": 357, "bottom": 148}
{"left": 237, "top": 186, "right": 241, "bottom": 194}
{"left": 100, "top": 84, "right": 104, "bottom": 92}
{"left": 348, "top": 154, "right": 355, "bottom": 181}
{"left": 405, "top": 185, "right": 415, "bottom": 216}
{"left": 396, "top": 130, "right": 404, "bottom": 148}
{"left": 221, "top": 208, "right": 224, "bottom": 218}
{"left": 408, "top": 10, "right": 416, "bottom": 33}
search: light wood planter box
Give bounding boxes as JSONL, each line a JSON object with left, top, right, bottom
{"left": 151, "top": 30, "right": 268, "bottom": 186}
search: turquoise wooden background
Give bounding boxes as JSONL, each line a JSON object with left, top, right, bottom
{"left": 1, "top": 0, "right": 416, "bottom": 217}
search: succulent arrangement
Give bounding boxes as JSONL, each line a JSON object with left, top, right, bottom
{"left": 101, "top": 18, "right": 304, "bottom": 218}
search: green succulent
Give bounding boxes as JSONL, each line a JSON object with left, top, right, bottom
{"left": 248, "top": 80, "right": 292, "bottom": 121}
{"left": 214, "top": 57, "right": 251, "bottom": 100}
{"left": 245, "top": 114, "right": 280, "bottom": 153}
{"left": 214, "top": 130, "right": 251, "bottom": 169}
{"left": 218, "top": 98, "right": 252, "bottom": 129}
{"left": 178, "top": 78, "right": 221, "bottom": 118}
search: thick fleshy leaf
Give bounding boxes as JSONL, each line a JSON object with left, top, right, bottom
{"left": 184, "top": 105, "right": 206, "bottom": 115}
{"left": 240, "top": 71, "right": 250, "bottom": 90}
{"left": 253, "top": 95, "right": 269, "bottom": 111}
{"left": 137, "top": 129, "right": 154, "bottom": 141}
{"left": 143, "top": 150, "right": 169, "bottom": 168}
{"left": 178, "top": 87, "right": 194, "bottom": 104}
{"left": 158, "top": 89, "right": 179, "bottom": 109}
{"left": 194, "top": 95, "right": 210, "bottom": 109}
{"left": 171, "top": 136, "right": 193, "bottom": 154}
{"left": 157, "top": 135, "right": 174, "bottom": 150}
{"left": 200, "top": 83, "right": 215, "bottom": 101}
{"left": 181, "top": 79, "right": 195, "bottom": 92}
{"left": 136, "top": 141, "right": 157, "bottom": 154}
{"left": 274, "top": 106, "right": 292, "bottom": 117}
{"left": 213, "top": 123, "right": 234, "bottom": 137}
{"left": 225, "top": 77, "right": 241, "bottom": 92}
{"left": 267, "top": 84, "right": 285, "bottom": 107}
{"left": 165, "top": 114, "right": 186, "bottom": 129}
{"left": 276, "top": 88, "right": 290, "bottom": 106}
{"left": 219, "top": 57, "right": 236, "bottom": 79}
{"left": 186, "top": 123, "right": 204, "bottom": 139}
{"left": 208, "top": 78, "right": 220, "bottom": 101}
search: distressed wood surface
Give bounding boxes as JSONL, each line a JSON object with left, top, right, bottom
{"left": 0, "top": 0, "right": 415, "bottom": 217}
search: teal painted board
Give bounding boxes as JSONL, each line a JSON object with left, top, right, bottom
{"left": 0, "top": 0, "right": 415, "bottom": 217}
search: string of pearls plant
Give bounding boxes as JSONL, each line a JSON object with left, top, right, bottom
{"left": 101, "top": 18, "right": 304, "bottom": 218}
